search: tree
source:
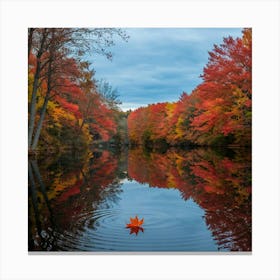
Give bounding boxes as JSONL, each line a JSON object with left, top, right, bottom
{"left": 28, "top": 28, "right": 129, "bottom": 151}
{"left": 190, "top": 28, "right": 252, "bottom": 145}
{"left": 96, "top": 79, "right": 122, "bottom": 110}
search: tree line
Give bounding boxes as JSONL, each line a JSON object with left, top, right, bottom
{"left": 28, "top": 28, "right": 129, "bottom": 154}
{"left": 128, "top": 29, "right": 252, "bottom": 147}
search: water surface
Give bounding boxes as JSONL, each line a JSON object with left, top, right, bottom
{"left": 28, "top": 147, "right": 251, "bottom": 252}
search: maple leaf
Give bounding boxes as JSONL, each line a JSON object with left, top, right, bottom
{"left": 126, "top": 215, "right": 144, "bottom": 228}
{"left": 126, "top": 216, "right": 144, "bottom": 235}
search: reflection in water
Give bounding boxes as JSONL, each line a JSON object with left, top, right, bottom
{"left": 28, "top": 150, "right": 124, "bottom": 251}
{"left": 128, "top": 148, "right": 251, "bottom": 251}
{"left": 127, "top": 226, "right": 144, "bottom": 236}
{"left": 28, "top": 147, "right": 251, "bottom": 252}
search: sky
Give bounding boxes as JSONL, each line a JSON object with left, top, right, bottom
{"left": 90, "top": 28, "right": 243, "bottom": 111}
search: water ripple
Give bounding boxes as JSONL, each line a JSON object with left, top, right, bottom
{"left": 55, "top": 205, "right": 216, "bottom": 251}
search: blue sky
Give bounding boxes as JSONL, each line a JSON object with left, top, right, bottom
{"left": 90, "top": 28, "right": 243, "bottom": 111}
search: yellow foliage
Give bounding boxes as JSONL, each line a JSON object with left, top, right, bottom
{"left": 47, "top": 100, "right": 76, "bottom": 127}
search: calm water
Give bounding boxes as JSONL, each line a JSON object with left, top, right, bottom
{"left": 28, "top": 147, "right": 251, "bottom": 252}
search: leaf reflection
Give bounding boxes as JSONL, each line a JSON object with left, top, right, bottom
{"left": 127, "top": 226, "right": 144, "bottom": 235}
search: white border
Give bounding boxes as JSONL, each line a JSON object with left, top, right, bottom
{"left": 0, "top": 0, "right": 279, "bottom": 279}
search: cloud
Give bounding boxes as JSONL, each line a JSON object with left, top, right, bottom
{"left": 90, "top": 28, "right": 243, "bottom": 111}
{"left": 120, "top": 102, "right": 147, "bottom": 111}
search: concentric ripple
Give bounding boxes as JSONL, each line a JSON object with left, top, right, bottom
{"left": 55, "top": 181, "right": 219, "bottom": 251}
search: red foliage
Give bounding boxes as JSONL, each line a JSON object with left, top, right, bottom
{"left": 128, "top": 29, "right": 252, "bottom": 146}
{"left": 55, "top": 95, "right": 82, "bottom": 119}
{"left": 127, "top": 148, "right": 251, "bottom": 250}
{"left": 56, "top": 180, "right": 83, "bottom": 203}
{"left": 87, "top": 150, "right": 118, "bottom": 188}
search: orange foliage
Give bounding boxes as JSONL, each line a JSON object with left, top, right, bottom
{"left": 28, "top": 36, "right": 119, "bottom": 150}
{"left": 128, "top": 29, "right": 252, "bottom": 146}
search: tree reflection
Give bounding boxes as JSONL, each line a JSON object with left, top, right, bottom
{"left": 28, "top": 160, "right": 57, "bottom": 250}
{"left": 128, "top": 147, "right": 251, "bottom": 251}
{"left": 29, "top": 146, "right": 251, "bottom": 251}
{"left": 28, "top": 149, "right": 124, "bottom": 251}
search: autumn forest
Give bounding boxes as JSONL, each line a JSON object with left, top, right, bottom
{"left": 28, "top": 28, "right": 252, "bottom": 252}
{"left": 28, "top": 28, "right": 251, "bottom": 153}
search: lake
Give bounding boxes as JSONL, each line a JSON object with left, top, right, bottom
{"left": 28, "top": 146, "right": 251, "bottom": 252}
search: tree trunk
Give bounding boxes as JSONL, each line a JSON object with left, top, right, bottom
{"left": 28, "top": 29, "right": 48, "bottom": 148}
{"left": 28, "top": 59, "right": 41, "bottom": 148}
{"left": 31, "top": 94, "right": 49, "bottom": 150}
{"left": 31, "top": 30, "right": 54, "bottom": 150}
{"left": 28, "top": 28, "right": 34, "bottom": 59}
